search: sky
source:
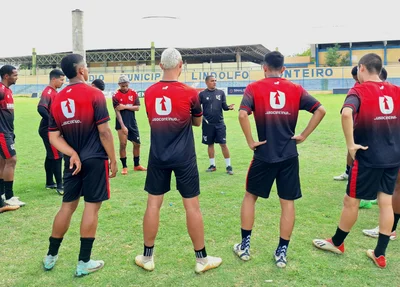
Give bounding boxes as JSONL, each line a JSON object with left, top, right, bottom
{"left": 2, "top": 0, "right": 400, "bottom": 58}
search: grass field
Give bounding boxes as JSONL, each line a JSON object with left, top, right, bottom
{"left": 2, "top": 95, "right": 400, "bottom": 287}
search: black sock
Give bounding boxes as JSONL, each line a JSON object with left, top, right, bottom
{"left": 392, "top": 213, "right": 400, "bottom": 232}
{"left": 4, "top": 181, "right": 13, "bottom": 200}
{"left": 47, "top": 236, "right": 63, "bottom": 256}
{"left": 143, "top": 244, "right": 154, "bottom": 257}
{"left": 241, "top": 228, "right": 252, "bottom": 249}
{"left": 0, "top": 178, "right": 4, "bottom": 197}
{"left": 345, "top": 165, "right": 350, "bottom": 175}
{"left": 45, "top": 158, "right": 54, "bottom": 186}
{"left": 331, "top": 227, "right": 349, "bottom": 247}
{"left": 0, "top": 194, "right": 4, "bottom": 207}
{"left": 52, "top": 159, "right": 63, "bottom": 188}
{"left": 374, "top": 233, "right": 390, "bottom": 257}
{"left": 120, "top": 157, "right": 127, "bottom": 168}
{"left": 78, "top": 237, "right": 95, "bottom": 263}
{"left": 277, "top": 237, "right": 290, "bottom": 255}
{"left": 195, "top": 247, "right": 207, "bottom": 259}
{"left": 134, "top": 156, "right": 140, "bottom": 167}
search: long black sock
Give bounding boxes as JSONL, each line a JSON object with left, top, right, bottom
{"left": 47, "top": 236, "right": 63, "bottom": 256}
{"left": 52, "top": 159, "right": 63, "bottom": 188}
{"left": 143, "top": 244, "right": 154, "bottom": 257}
{"left": 120, "top": 157, "right": 127, "bottom": 168}
{"left": 195, "top": 247, "right": 207, "bottom": 259}
{"left": 331, "top": 227, "right": 349, "bottom": 246}
{"left": 374, "top": 233, "right": 390, "bottom": 257}
{"left": 0, "top": 178, "right": 4, "bottom": 197}
{"left": 134, "top": 156, "right": 140, "bottom": 167}
{"left": 45, "top": 158, "right": 54, "bottom": 186}
{"left": 241, "top": 228, "right": 252, "bottom": 249}
{"left": 4, "top": 181, "right": 14, "bottom": 200}
{"left": 0, "top": 194, "right": 4, "bottom": 207}
{"left": 277, "top": 237, "right": 290, "bottom": 255}
{"left": 78, "top": 238, "right": 95, "bottom": 263}
{"left": 345, "top": 165, "right": 350, "bottom": 175}
{"left": 392, "top": 213, "right": 400, "bottom": 232}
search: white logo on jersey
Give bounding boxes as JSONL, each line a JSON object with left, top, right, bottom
{"left": 155, "top": 96, "right": 172, "bottom": 115}
{"left": 48, "top": 89, "right": 52, "bottom": 94}
{"left": 203, "top": 136, "right": 207, "bottom": 142}
{"left": 270, "top": 90, "right": 286, "bottom": 109}
{"left": 380, "top": 86, "right": 384, "bottom": 90}
{"left": 162, "top": 86, "right": 169, "bottom": 90}
{"left": 379, "top": 96, "right": 394, "bottom": 114}
{"left": 129, "top": 96, "right": 133, "bottom": 101}
{"left": 274, "top": 81, "right": 280, "bottom": 85}
{"left": 61, "top": 98, "right": 75, "bottom": 118}
{"left": 66, "top": 88, "right": 72, "bottom": 93}
{"left": 216, "top": 95, "right": 221, "bottom": 100}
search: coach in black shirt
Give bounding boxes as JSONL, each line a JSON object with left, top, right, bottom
{"left": 199, "top": 75, "right": 234, "bottom": 174}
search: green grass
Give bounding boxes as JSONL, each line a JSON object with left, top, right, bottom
{"left": 2, "top": 95, "right": 399, "bottom": 287}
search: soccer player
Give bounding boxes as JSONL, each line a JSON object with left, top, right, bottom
{"left": 313, "top": 54, "right": 400, "bottom": 268}
{"left": 91, "top": 79, "right": 105, "bottom": 91}
{"left": 233, "top": 51, "right": 326, "bottom": 268}
{"left": 199, "top": 75, "right": 235, "bottom": 174}
{"left": 0, "top": 65, "right": 25, "bottom": 207}
{"left": 135, "top": 48, "right": 222, "bottom": 273}
{"left": 37, "top": 69, "right": 65, "bottom": 195}
{"left": 112, "top": 75, "right": 146, "bottom": 175}
{"left": 42, "top": 54, "right": 117, "bottom": 277}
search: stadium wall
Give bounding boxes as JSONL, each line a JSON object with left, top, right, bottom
{"left": 11, "top": 66, "right": 400, "bottom": 96}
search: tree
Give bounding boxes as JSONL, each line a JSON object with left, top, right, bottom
{"left": 325, "top": 43, "right": 341, "bottom": 67}
{"left": 295, "top": 48, "right": 311, "bottom": 57}
{"left": 339, "top": 52, "right": 350, "bottom": 66}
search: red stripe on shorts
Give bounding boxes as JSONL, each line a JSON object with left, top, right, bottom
{"left": 48, "top": 133, "right": 60, "bottom": 159}
{"left": 0, "top": 133, "right": 11, "bottom": 159}
{"left": 349, "top": 160, "right": 359, "bottom": 198}
{"left": 105, "top": 160, "right": 110, "bottom": 199}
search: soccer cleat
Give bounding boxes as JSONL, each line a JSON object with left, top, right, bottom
{"left": 43, "top": 254, "right": 58, "bottom": 271}
{"left": 333, "top": 173, "right": 349, "bottom": 181}
{"left": 226, "top": 166, "right": 234, "bottom": 175}
{"left": 121, "top": 167, "right": 128, "bottom": 175}
{"left": 45, "top": 183, "right": 57, "bottom": 189}
{"left": 135, "top": 255, "right": 155, "bottom": 271}
{"left": 0, "top": 204, "right": 19, "bottom": 213}
{"left": 274, "top": 246, "right": 287, "bottom": 268}
{"left": 56, "top": 187, "right": 64, "bottom": 196}
{"left": 75, "top": 259, "right": 105, "bottom": 277}
{"left": 134, "top": 165, "right": 147, "bottom": 171}
{"left": 362, "top": 226, "right": 397, "bottom": 240}
{"left": 370, "top": 199, "right": 378, "bottom": 205}
{"left": 206, "top": 165, "right": 216, "bottom": 172}
{"left": 194, "top": 256, "right": 222, "bottom": 273}
{"left": 359, "top": 200, "right": 372, "bottom": 209}
{"left": 312, "top": 238, "right": 344, "bottom": 254}
{"left": 366, "top": 249, "right": 386, "bottom": 268}
{"left": 4, "top": 197, "right": 25, "bottom": 207}
{"left": 233, "top": 243, "right": 251, "bottom": 261}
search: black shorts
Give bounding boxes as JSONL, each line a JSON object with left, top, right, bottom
{"left": 63, "top": 158, "right": 110, "bottom": 203}
{"left": 246, "top": 157, "right": 301, "bottom": 200}
{"left": 116, "top": 125, "right": 140, "bottom": 144}
{"left": 144, "top": 159, "right": 200, "bottom": 198}
{"left": 39, "top": 128, "right": 62, "bottom": 160}
{"left": 202, "top": 123, "right": 226, "bottom": 145}
{"left": 0, "top": 132, "right": 16, "bottom": 159}
{"left": 346, "top": 160, "right": 399, "bottom": 200}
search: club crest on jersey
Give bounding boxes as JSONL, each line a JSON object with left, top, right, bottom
{"left": 216, "top": 95, "right": 221, "bottom": 100}
{"left": 155, "top": 96, "right": 172, "bottom": 115}
{"left": 129, "top": 96, "right": 133, "bottom": 101}
{"left": 270, "top": 90, "right": 286, "bottom": 109}
{"left": 379, "top": 96, "right": 394, "bottom": 114}
{"left": 61, "top": 98, "right": 76, "bottom": 118}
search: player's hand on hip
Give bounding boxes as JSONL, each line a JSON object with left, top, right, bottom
{"left": 109, "top": 160, "right": 118, "bottom": 178}
{"left": 291, "top": 134, "right": 306, "bottom": 144}
{"left": 70, "top": 152, "right": 81, "bottom": 176}
{"left": 348, "top": 144, "right": 368, "bottom": 160}
{"left": 249, "top": 140, "right": 267, "bottom": 151}
{"left": 122, "top": 126, "right": 129, "bottom": 136}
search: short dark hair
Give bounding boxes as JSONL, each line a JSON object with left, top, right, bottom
{"left": 0, "top": 65, "right": 16, "bottom": 79}
{"left": 205, "top": 75, "right": 215, "bottom": 82}
{"left": 380, "top": 67, "right": 388, "bottom": 81}
{"left": 61, "top": 54, "right": 84, "bottom": 79}
{"left": 358, "top": 53, "right": 382, "bottom": 75}
{"left": 92, "top": 79, "right": 105, "bottom": 91}
{"left": 264, "top": 51, "right": 284, "bottom": 70}
{"left": 49, "top": 69, "right": 65, "bottom": 80}
{"left": 351, "top": 66, "right": 358, "bottom": 76}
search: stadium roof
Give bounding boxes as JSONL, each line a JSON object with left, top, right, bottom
{"left": 0, "top": 44, "right": 269, "bottom": 68}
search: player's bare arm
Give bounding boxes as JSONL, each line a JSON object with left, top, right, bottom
{"left": 97, "top": 121, "right": 118, "bottom": 178}
{"left": 123, "top": 105, "right": 140, "bottom": 112}
{"left": 239, "top": 110, "right": 266, "bottom": 150}
{"left": 49, "top": 130, "right": 81, "bottom": 175}
{"left": 341, "top": 107, "right": 368, "bottom": 159}
{"left": 115, "top": 109, "right": 128, "bottom": 135}
{"left": 292, "top": 105, "right": 326, "bottom": 144}
{"left": 192, "top": 115, "right": 202, "bottom": 127}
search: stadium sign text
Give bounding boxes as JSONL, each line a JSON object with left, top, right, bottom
{"left": 191, "top": 71, "right": 249, "bottom": 81}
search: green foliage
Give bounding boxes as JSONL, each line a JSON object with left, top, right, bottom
{"left": 325, "top": 43, "right": 342, "bottom": 67}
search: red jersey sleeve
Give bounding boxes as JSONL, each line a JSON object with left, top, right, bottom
{"left": 38, "top": 89, "right": 53, "bottom": 110}
{"left": 112, "top": 92, "right": 120, "bottom": 109}
{"left": 299, "top": 87, "right": 321, "bottom": 113}
{"left": 93, "top": 90, "right": 110, "bottom": 125}
{"left": 190, "top": 89, "right": 203, "bottom": 117}
{"left": 240, "top": 85, "right": 254, "bottom": 115}
{"left": 48, "top": 106, "right": 59, "bottom": 132}
{"left": 133, "top": 90, "right": 140, "bottom": 106}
